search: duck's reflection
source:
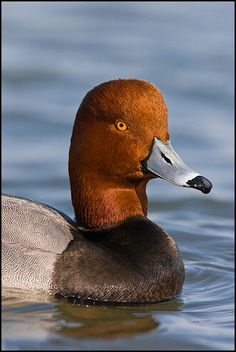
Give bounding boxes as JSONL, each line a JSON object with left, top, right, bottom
{"left": 56, "top": 299, "right": 183, "bottom": 340}
{"left": 2, "top": 288, "right": 183, "bottom": 341}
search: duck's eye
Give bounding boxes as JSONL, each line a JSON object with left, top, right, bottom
{"left": 115, "top": 121, "right": 127, "bottom": 131}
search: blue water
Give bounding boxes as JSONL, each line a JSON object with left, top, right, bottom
{"left": 2, "top": 2, "right": 234, "bottom": 350}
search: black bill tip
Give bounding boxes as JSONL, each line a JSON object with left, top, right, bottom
{"left": 187, "top": 175, "right": 213, "bottom": 194}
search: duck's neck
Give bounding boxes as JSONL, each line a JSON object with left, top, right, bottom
{"left": 70, "top": 173, "right": 148, "bottom": 228}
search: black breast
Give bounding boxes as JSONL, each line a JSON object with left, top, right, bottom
{"left": 51, "top": 216, "right": 185, "bottom": 303}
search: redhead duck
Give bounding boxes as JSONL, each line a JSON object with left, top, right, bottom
{"left": 2, "top": 79, "right": 212, "bottom": 303}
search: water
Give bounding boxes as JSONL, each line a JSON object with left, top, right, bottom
{"left": 2, "top": 2, "right": 234, "bottom": 350}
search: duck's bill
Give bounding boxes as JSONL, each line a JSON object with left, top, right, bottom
{"left": 142, "top": 137, "right": 212, "bottom": 194}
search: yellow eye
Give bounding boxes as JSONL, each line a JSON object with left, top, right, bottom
{"left": 115, "top": 121, "right": 127, "bottom": 131}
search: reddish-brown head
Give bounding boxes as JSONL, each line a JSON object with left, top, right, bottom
{"left": 69, "top": 78, "right": 212, "bottom": 228}
{"left": 69, "top": 79, "right": 169, "bottom": 228}
{"left": 70, "top": 79, "right": 169, "bottom": 180}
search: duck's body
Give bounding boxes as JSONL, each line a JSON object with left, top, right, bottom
{"left": 2, "top": 194, "right": 184, "bottom": 302}
{"left": 2, "top": 79, "right": 212, "bottom": 303}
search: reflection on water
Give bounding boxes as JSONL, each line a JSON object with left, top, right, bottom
{"left": 3, "top": 288, "right": 185, "bottom": 346}
{"left": 57, "top": 303, "right": 158, "bottom": 340}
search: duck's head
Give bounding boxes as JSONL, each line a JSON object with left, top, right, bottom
{"left": 69, "top": 79, "right": 212, "bottom": 228}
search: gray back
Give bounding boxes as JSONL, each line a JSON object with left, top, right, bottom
{"left": 2, "top": 195, "right": 74, "bottom": 291}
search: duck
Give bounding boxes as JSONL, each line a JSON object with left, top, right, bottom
{"left": 2, "top": 78, "right": 212, "bottom": 304}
